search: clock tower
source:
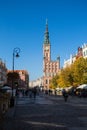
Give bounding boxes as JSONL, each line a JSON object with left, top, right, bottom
{"left": 43, "top": 20, "right": 51, "bottom": 62}
{"left": 43, "top": 20, "right": 60, "bottom": 90}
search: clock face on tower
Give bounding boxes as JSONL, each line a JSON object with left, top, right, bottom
{"left": 45, "top": 46, "right": 49, "bottom": 50}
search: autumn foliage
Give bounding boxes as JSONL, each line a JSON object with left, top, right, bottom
{"left": 49, "top": 57, "right": 87, "bottom": 89}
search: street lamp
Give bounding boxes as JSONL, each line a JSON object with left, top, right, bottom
{"left": 10, "top": 47, "right": 20, "bottom": 107}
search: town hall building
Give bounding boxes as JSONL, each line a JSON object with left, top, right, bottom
{"left": 43, "top": 20, "right": 60, "bottom": 90}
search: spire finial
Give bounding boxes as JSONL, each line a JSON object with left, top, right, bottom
{"left": 46, "top": 18, "right": 48, "bottom": 25}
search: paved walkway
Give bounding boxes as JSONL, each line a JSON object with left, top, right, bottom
{"left": 45, "top": 95, "right": 87, "bottom": 130}
{"left": 0, "top": 94, "right": 87, "bottom": 130}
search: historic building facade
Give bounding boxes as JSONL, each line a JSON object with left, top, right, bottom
{"left": 63, "top": 44, "right": 86, "bottom": 68}
{"left": 0, "top": 58, "right": 7, "bottom": 86}
{"left": 43, "top": 21, "right": 60, "bottom": 90}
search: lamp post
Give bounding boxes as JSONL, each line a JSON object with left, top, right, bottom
{"left": 10, "top": 47, "right": 20, "bottom": 107}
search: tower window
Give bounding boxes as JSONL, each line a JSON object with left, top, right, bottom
{"left": 46, "top": 79, "right": 48, "bottom": 84}
{"left": 46, "top": 53, "right": 48, "bottom": 57}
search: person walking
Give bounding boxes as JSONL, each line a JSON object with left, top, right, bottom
{"left": 32, "top": 87, "right": 37, "bottom": 99}
{"left": 62, "top": 89, "right": 68, "bottom": 102}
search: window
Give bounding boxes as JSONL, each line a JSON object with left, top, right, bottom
{"left": 84, "top": 51, "right": 85, "bottom": 56}
{"left": 46, "top": 79, "right": 48, "bottom": 84}
{"left": 46, "top": 53, "right": 48, "bottom": 57}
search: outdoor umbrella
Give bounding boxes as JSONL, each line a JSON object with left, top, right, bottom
{"left": 77, "top": 84, "right": 87, "bottom": 89}
{"left": 1, "top": 86, "right": 12, "bottom": 90}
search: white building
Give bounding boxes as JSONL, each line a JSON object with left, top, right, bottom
{"left": 63, "top": 54, "right": 76, "bottom": 68}
{"left": 82, "top": 43, "right": 87, "bottom": 58}
{"left": 29, "top": 77, "right": 43, "bottom": 88}
{"left": 63, "top": 43, "right": 87, "bottom": 68}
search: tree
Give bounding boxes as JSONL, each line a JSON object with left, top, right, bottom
{"left": 49, "top": 57, "right": 87, "bottom": 89}
{"left": 7, "top": 72, "right": 19, "bottom": 80}
{"left": 73, "top": 57, "right": 87, "bottom": 85}
{"left": 7, "top": 72, "right": 20, "bottom": 88}
{"left": 49, "top": 75, "right": 59, "bottom": 89}
{"left": 58, "top": 66, "right": 74, "bottom": 88}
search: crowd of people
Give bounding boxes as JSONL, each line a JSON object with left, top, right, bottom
{"left": 16, "top": 87, "right": 39, "bottom": 99}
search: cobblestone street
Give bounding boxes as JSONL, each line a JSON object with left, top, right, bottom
{"left": 0, "top": 94, "right": 87, "bottom": 130}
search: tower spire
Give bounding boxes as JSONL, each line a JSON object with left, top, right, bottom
{"left": 44, "top": 19, "right": 50, "bottom": 44}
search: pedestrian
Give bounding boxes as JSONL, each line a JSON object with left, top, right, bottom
{"left": 29, "top": 89, "right": 32, "bottom": 98}
{"left": 62, "top": 89, "right": 68, "bottom": 102}
{"left": 32, "top": 87, "right": 37, "bottom": 99}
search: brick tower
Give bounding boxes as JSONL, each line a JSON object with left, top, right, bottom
{"left": 43, "top": 20, "right": 60, "bottom": 90}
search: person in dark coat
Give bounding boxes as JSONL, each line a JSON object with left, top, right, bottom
{"left": 32, "top": 87, "right": 37, "bottom": 99}
{"left": 62, "top": 89, "right": 68, "bottom": 102}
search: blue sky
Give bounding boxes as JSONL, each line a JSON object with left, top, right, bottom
{"left": 0, "top": 0, "right": 87, "bottom": 81}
